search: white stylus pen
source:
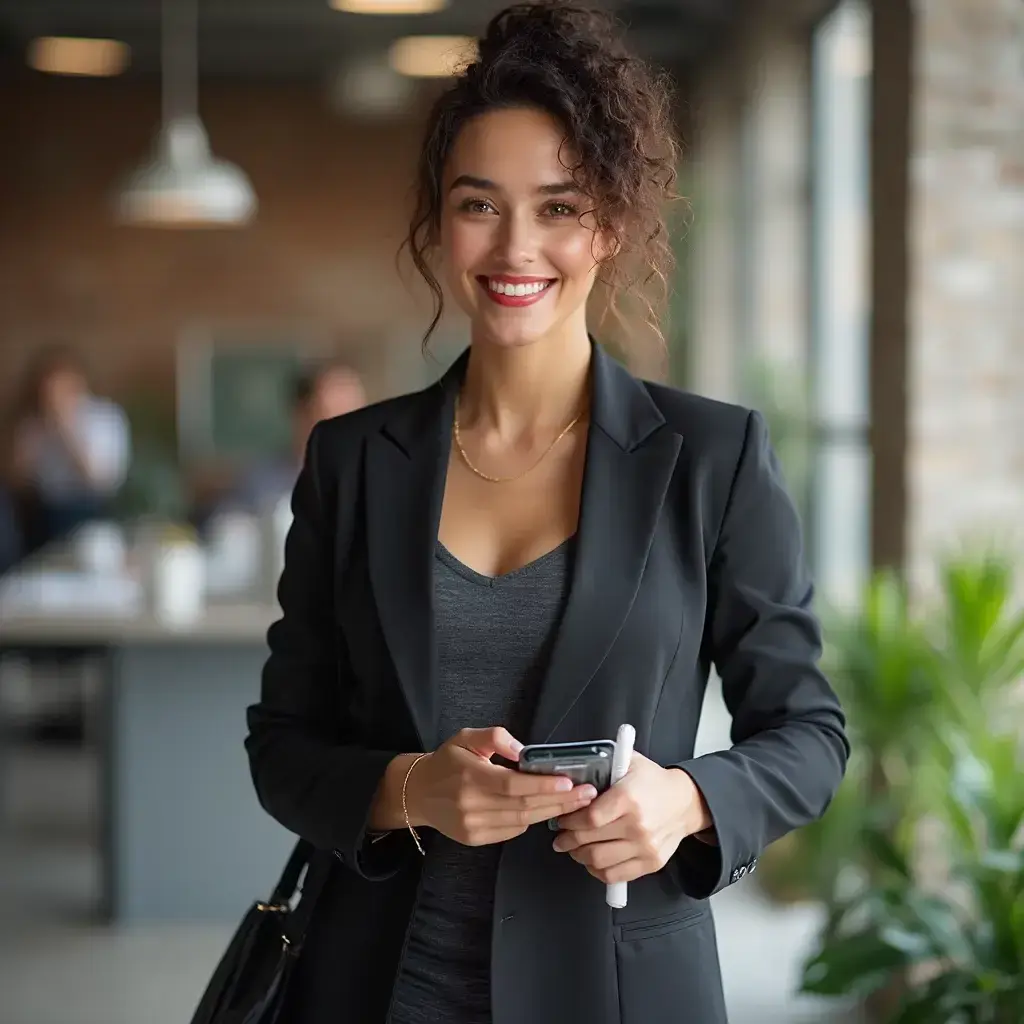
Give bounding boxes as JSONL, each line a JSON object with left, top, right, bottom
{"left": 606, "top": 723, "right": 636, "bottom": 909}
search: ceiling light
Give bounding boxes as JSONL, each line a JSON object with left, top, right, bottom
{"left": 330, "top": 0, "right": 448, "bottom": 12}
{"left": 116, "top": 117, "right": 256, "bottom": 227}
{"left": 388, "top": 35, "right": 477, "bottom": 78}
{"left": 114, "top": 0, "right": 256, "bottom": 228}
{"left": 328, "top": 57, "right": 416, "bottom": 118}
{"left": 27, "top": 37, "right": 130, "bottom": 77}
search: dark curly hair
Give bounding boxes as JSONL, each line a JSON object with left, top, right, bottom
{"left": 402, "top": 1, "right": 681, "bottom": 355}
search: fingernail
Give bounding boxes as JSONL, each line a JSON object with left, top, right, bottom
{"left": 552, "top": 837, "right": 565, "bottom": 852}
{"left": 555, "top": 778, "right": 573, "bottom": 792}
{"left": 509, "top": 739, "right": 523, "bottom": 755}
{"left": 579, "top": 786, "right": 597, "bottom": 800}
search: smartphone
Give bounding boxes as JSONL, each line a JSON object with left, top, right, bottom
{"left": 518, "top": 740, "right": 616, "bottom": 829}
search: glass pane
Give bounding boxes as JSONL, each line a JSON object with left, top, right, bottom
{"left": 810, "top": 0, "right": 872, "bottom": 602}
{"left": 813, "top": 441, "right": 872, "bottom": 609}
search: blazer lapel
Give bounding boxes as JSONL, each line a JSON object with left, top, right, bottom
{"left": 365, "top": 356, "right": 464, "bottom": 753}
{"left": 364, "top": 343, "right": 680, "bottom": 751}
{"left": 527, "top": 344, "right": 683, "bottom": 744}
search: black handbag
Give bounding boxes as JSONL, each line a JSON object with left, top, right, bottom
{"left": 188, "top": 839, "right": 330, "bottom": 1024}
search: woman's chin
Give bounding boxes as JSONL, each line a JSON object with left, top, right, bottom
{"left": 467, "top": 309, "right": 559, "bottom": 350}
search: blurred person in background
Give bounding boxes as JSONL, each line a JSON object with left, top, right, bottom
{"left": 244, "top": 5, "right": 848, "bottom": 1024}
{"left": 227, "top": 360, "right": 366, "bottom": 515}
{"left": 6, "top": 344, "right": 130, "bottom": 553}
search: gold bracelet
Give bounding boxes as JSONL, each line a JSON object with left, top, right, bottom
{"left": 403, "top": 752, "right": 430, "bottom": 856}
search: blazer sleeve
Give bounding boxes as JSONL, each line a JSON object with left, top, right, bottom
{"left": 669, "top": 410, "right": 850, "bottom": 899}
{"left": 245, "top": 424, "right": 415, "bottom": 881}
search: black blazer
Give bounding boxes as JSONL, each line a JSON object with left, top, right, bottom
{"left": 245, "top": 342, "right": 849, "bottom": 1024}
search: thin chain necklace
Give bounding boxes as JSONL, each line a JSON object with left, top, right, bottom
{"left": 453, "top": 394, "right": 585, "bottom": 484}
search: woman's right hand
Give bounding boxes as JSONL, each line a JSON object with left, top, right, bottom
{"left": 407, "top": 727, "right": 596, "bottom": 847}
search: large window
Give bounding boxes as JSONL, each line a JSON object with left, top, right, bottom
{"left": 809, "top": 0, "right": 872, "bottom": 607}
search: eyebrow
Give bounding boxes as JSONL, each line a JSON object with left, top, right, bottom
{"left": 448, "top": 174, "right": 581, "bottom": 195}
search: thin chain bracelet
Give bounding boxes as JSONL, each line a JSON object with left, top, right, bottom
{"left": 403, "top": 752, "right": 430, "bottom": 856}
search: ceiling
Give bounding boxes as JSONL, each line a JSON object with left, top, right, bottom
{"left": 0, "top": 0, "right": 744, "bottom": 81}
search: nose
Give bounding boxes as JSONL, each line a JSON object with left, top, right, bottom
{"left": 494, "top": 206, "right": 536, "bottom": 267}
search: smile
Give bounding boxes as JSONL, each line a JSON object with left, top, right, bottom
{"left": 478, "top": 276, "right": 556, "bottom": 307}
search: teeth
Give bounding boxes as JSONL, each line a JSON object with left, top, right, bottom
{"left": 488, "top": 279, "right": 550, "bottom": 296}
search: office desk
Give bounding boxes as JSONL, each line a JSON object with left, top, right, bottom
{"left": 0, "top": 602, "right": 297, "bottom": 924}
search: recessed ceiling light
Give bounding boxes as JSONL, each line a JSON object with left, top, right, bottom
{"left": 329, "top": 0, "right": 449, "bottom": 13}
{"left": 388, "top": 35, "right": 477, "bottom": 78}
{"left": 27, "top": 37, "right": 130, "bottom": 77}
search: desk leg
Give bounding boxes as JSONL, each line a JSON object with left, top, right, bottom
{"left": 96, "top": 646, "right": 116, "bottom": 924}
{"left": 99, "top": 643, "right": 295, "bottom": 923}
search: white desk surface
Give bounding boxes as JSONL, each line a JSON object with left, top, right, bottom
{"left": 0, "top": 601, "right": 276, "bottom": 646}
{"left": 0, "top": 539, "right": 277, "bottom": 646}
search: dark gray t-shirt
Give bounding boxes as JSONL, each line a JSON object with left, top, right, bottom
{"left": 388, "top": 537, "right": 574, "bottom": 1024}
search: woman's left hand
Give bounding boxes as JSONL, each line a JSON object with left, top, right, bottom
{"left": 551, "top": 752, "right": 712, "bottom": 884}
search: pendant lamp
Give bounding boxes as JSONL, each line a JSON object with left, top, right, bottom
{"left": 115, "top": 0, "right": 256, "bottom": 227}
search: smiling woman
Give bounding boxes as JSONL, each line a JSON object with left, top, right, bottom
{"left": 403, "top": 2, "right": 680, "bottom": 355}
{"left": 242, "top": 3, "right": 848, "bottom": 1024}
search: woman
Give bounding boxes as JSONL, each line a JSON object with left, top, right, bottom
{"left": 245, "top": 4, "right": 849, "bottom": 1023}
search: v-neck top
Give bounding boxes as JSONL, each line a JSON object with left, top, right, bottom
{"left": 387, "top": 536, "right": 575, "bottom": 1024}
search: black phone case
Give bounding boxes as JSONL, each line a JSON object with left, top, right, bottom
{"left": 518, "top": 742, "right": 615, "bottom": 830}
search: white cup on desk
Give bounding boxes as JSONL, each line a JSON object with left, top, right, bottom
{"left": 152, "top": 541, "right": 206, "bottom": 627}
{"left": 205, "top": 512, "right": 262, "bottom": 596}
{"left": 74, "top": 521, "right": 127, "bottom": 577}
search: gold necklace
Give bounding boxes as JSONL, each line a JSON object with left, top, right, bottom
{"left": 453, "top": 395, "right": 584, "bottom": 484}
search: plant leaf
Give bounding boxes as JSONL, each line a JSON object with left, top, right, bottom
{"left": 801, "top": 931, "right": 909, "bottom": 997}
{"left": 1012, "top": 893, "right": 1024, "bottom": 962}
{"left": 902, "top": 892, "right": 972, "bottom": 964}
{"left": 977, "top": 849, "right": 1024, "bottom": 875}
{"left": 861, "top": 826, "right": 912, "bottom": 880}
{"left": 892, "top": 970, "right": 974, "bottom": 1023}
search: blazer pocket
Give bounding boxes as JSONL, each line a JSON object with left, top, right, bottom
{"left": 614, "top": 906, "right": 708, "bottom": 943}
{"left": 614, "top": 905, "right": 728, "bottom": 1024}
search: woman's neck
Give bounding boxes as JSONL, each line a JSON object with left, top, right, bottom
{"left": 459, "top": 327, "right": 592, "bottom": 441}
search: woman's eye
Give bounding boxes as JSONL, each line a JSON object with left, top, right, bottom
{"left": 546, "top": 202, "right": 578, "bottom": 218}
{"left": 462, "top": 199, "right": 495, "bottom": 215}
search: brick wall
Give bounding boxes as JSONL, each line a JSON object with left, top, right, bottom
{"left": 0, "top": 78, "right": 437, "bottom": 416}
{"left": 907, "top": 0, "right": 1024, "bottom": 589}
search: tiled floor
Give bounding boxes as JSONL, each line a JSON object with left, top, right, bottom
{"left": 0, "top": 685, "right": 853, "bottom": 1024}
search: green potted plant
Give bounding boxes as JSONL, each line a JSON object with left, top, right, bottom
{"left": 755, "top": 571, "right": 939, "bottom": 908}
{"left": 798, "top": 555, "right": 1024, "bottom": 1021}
{"left": 801, "top": 726, "right": 1024, "bottom": 1021}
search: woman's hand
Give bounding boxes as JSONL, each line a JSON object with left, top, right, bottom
{"left": 551, "top": 752, "right": 712, "bottom": 884}
{"left": 407, "top": 727, "right": 597, "bottom": 847}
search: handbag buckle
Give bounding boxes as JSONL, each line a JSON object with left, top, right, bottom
{"left": 256, "top": 902, "right": 289, "bottom": 913}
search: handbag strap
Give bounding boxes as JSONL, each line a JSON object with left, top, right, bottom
{"left": 264, "top": 838, "right": 333, "bottom": 952}
{"left": 268, "top": 838, "right": 314, "bottom": 906}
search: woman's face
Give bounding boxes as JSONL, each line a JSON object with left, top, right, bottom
{"left": 440, "top": 106, "right": 613, "bottom": 351}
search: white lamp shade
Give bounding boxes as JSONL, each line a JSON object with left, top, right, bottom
{"left": 115, "top": 116, "right": 257, "bottom": 227}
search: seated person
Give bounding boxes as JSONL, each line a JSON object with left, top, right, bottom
{"left": 8, "top": 345, "right": 130, "bottom": 551}
{"left": 228, "top": 361, "right": 365, "bottom": 514}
